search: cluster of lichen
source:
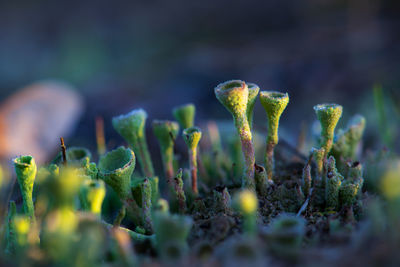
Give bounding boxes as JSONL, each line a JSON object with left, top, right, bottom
{"left": 2, "top": 79, "right": 400, "bottom": 266}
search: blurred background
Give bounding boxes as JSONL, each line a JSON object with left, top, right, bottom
{"left": 0, "top": 0, "right": 399, "bottom": 165}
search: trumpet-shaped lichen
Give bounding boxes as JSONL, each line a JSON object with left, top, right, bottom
{"left": 183, "top": 126, "right": 202, "bottom": 194}
{"left": 314, "top": 103, "right": 342, "bottom": 159}
{"left": 215, "top": 80, "right": 256, "bottom": 190}
{"left": 173, "top": 103, "right": 196, "bottom": 129}
{"left": 259, "top": 91, "right": 289, "bottom": 180}
{"left": 152, "top": 120, "right": 180, "bottom": 184}
{"left": 13, "top": 155, "right": 37, "bottom": 220}
{"left": 113, "top": 109, "right": 155, "bottom": 177}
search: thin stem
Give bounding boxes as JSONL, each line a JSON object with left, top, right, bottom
{"left": 265, "top": 142, "right": 275, "bottom": 181}
{"left": 234, "top": 116, "right": 255, "bottom": 190}
{"left": 60, "top": 137, "right": 67, "bottom": 166}
{"left": 189, "top": 148, "right": 198, "bottom": 195}
{"left": 161, "top": 145, "right": 174, "bottom": 184}
{"left": 135, "top": 134, "right": 155, "bottom": 177}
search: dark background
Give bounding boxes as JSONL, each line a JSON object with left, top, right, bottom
{"left": 1, "top": 0, "right": 399, "bottom": 155}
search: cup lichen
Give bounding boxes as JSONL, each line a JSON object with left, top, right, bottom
{"left": 259, "top": 91, "right": 289, "bottom": 180}
{"left": 215, "top": 80, "right": 256, "bottom": 190}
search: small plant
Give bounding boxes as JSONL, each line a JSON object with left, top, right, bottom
{"left": 234, "top": 189, "right": 258, "bottom": 236}
{"left": 215, "top": 80, "right": 256, "bottom": 190}
{"left": 173, "top": 103, "right": 195, "bottom": 129}
{"left": 325, "top": 157, "right": 343, "bottom": 211}
{"left": 331, "top": 114, "right": 366, "bottom": 171}
{"left": 113, "top": 109, "right": 155, "bottom": 177}
{"left": 259, "top": 91, "right": 289, "bottom": 180}
{"left": 264, "top": 214, "right": 305, "bottom": 259}
{"left": 13, "top": 155, "right": 37, "bottom": 220}
{"left": 4, "top": 77, "right": 400, "bottom": 266}
{"left": 79, "top": 179, "right": 106, "bottom": 217}
{"left": 182, "top": 126, "right": 202, "bottom": 194}
{"left": 314, "top": 103, "right": 343, "bottom": 160}
{"left": 153, "top": 200, "right": 193, "bottom": 260}
{"left": 152, "top": 120, "right": 180, "bottom": 183}
{"left": 246, "top": 83, "right": 260, "bottom": 129}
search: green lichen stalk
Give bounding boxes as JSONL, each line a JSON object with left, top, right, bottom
{"left": 215, "top": 80, "right": 256, "bottom": 190}
{"left": 325, "top": 156, "right": 343, "bottom": 211}
{"left": 112, "top": 109, "right": 155, "bottom": 177}
{"left": 173, "top": 103, "right": 195, "bottom": 129}
{"left": 255, "top": 164, "right": 269, "bottom": 197}
{"left": 141, "top": 179, "right": 153, "bottom": 231}
{"left": 183, "top": 126, "right": 202, "bottom": 194}
{"left": 311, "top": 147, "right": 326, "bottom": 178}
{"left": 331, "top": 114, "right": 366, "bottom": 166}
{"left": 79, "top": 179, "right": 106, "bottom": 217}
{"left": 246, "top": 83, "right": 260, "bottom": 129}
{"left": 98, "top": 147, "right": 142, "bottom": 227}
{"left": 98, "top": 147, "right": 136, "bottom": 201}
{"left": 314, "top": 103, "right": 343, "bottom": 159}
{"left": 13, "top": 155, "right": 37, "bottom": 220}
{"left": 260, "top": 91, "right": 289, "bottom": 180}
{"left": 152, "top": 120, "right": 180, "bottom": 184}
{"left": 172, "top": 169, "right": 187, "bottom": 213}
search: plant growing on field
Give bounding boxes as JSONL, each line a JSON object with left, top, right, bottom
{"left": 13, "top": 156, "right": 37, "bottom": 220}
{"left": 113, "top": 109, "right": 155, "bottom": 177}
{"left": 152, "top": 120, "right": 180, "bottom": 183}
{"left": 215, "top": 80, "right": 256, "bottom": 190}
{"left": 173, "top": 103, "right": 195, "bottom": 129}
{"left": 259, "top": 91, "right": 289, "bottom": 180}
{"left": 182, "top": 126, "right": 202, "bottom": 194}
{"left": 2, "top": 78, "right": 399, "bottom": 267}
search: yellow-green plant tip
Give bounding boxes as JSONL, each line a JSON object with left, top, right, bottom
{"left": 246, "top": 83, "right": 260, "bottom": 128}
{"left": 233, "top": 190, "right": 258, "bottom": 236}
{"left": 113, "top": 109, "right": 155, "bottom": 177}
{"left": 12, "top": 215, "right": 31, "bottom": 247}
{"left": 259, "top": 91, "right": 289, "bottom": 145}
{"left": 214, "top": 80, "right": 256, "bottom": 190}
{"left": 80, "top": 179, "right": 106, "bottom": 216}
{"left": 183, "top": 127, "right": 202, "bottom": 150}
{"left": 13, "top": 155, "right": 37, "bottom": 219}
{"left": 215, "top": 80, "right": 248, "bottom": 117}
{"left": 173, "top": 103, "right": 196, "bottom": 129}
{"left": 183, "top": 127, "right": 202, "bottom": 195}
{"left": 153, "top": 120, "right": 180, "bottom": 182}
{"left": 260, "top": 91, "right": 289, "bottom": 181}
{"left": 155, "top": 198, "right": 170, "bottom": 213}
{"left": 314, "top": 103, "right": 343, "bottom": 156}
{"left": 98, "top": 147, "right": 136, "bottom": 201}
{"left": 234, "top": 189, "right": 258, "bottom": 215}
